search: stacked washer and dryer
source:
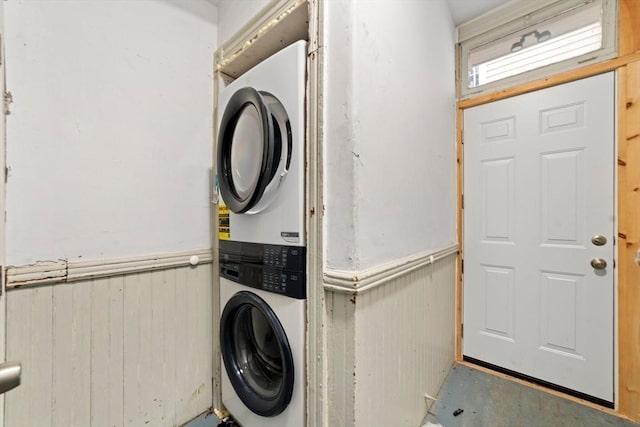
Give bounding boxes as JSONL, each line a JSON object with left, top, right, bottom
{"left": 216, "top": 41, "right": 307, "bottom": 427}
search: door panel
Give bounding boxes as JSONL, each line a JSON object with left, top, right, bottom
{"left": 482, "top": 158, "right": 515, "bottom": 242}
{"left": 482, "top": 265, "right": 515, "bottom": 341}
{"left": 539, "top": 271, "right": 582, "bottom": 357}
{"left": 463, "top": 73, "right": 615, "bottom": 402}
{"left": 540, "top": 150, "right": 584, "bottom": 245}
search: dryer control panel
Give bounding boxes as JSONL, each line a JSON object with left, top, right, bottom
{"left": 219, "top": 240, "right": 306, "bottom": 299}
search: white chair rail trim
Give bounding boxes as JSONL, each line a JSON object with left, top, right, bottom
{"left": 5, "top": 248, "right": 214, "bottom": 290}
{"left": 323, "top": 244, "right": 459, "bottom": 295}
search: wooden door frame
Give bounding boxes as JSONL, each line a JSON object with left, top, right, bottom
{"left": 455, "top": 0, "right": 640, "bottom": 421}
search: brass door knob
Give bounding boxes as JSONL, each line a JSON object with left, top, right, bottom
{"left": 591, "top": 235, "right": 607, "bottom": 246}
{"left": 590, "top": 258, "right": 607, "bottom": 270}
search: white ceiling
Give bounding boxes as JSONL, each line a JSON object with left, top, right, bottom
{"left": 209, "top": 0, "right": 513, "bottom": 28}
{"left": 446, "top": 0, "right": 513, "bottom": 25}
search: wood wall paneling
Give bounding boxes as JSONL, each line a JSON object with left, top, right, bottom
{"left": 5, "top": 264, "right": 213, "bottom": 427}
{"left": 353, "top": 255, "right": 456, "bottom": 427}
{"left": 326, "top": 290, "right": 356, "bottom": 427}
{"left": 326, "top": 253, "right": 456, "bottom": 427}
{"left": 5, "top": 287, "right": 54, "bottom": 426}
{"left": 618, "top": 60, "right": 640, "bottom": 421}
{"left": 306, "top": 1, "right": 326, "bottom": 425}
{"left": 456, "top": 107, "right": 464, "bottom": 361}
{"left": 53, "top": 283, "right": 92, "bottom": 426}
{"left": 91, "top": 276, "right": 125, "bottom": 427}
{"left": 619, "top": 0, "right": 640, "bottom": 56}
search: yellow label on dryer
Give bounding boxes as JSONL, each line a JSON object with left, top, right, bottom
{"left": 218, "top": 204, "right": 230, "bottom": 240}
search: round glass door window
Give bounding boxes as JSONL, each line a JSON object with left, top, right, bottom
{"left": 229, "top": 104, "right": 263, "bottom": 201}
{"left": 220, "top": 291, "right": 294, "bottom": 416}
{"left": 218, "top": 87, "right": 292, "bottom": 214}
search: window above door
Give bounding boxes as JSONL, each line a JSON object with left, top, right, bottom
{"left": 458, "top": 0, "right": 617, "bottom": 98}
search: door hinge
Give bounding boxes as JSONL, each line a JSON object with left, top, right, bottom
{"left": 461, "top": 259, "right": 464, "bottom": 274}
{"left": 461, "top": 323, "right": 464, "bottom": 338}
{"left": 461, "top": 194, "right": 464, "bottom": 209}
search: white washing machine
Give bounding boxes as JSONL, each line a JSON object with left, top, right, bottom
{"left": 219, "top": 276, "right": 305, "bottom": 427}
{"left": 217, "top": 40, "right": 307, "bottom": 427}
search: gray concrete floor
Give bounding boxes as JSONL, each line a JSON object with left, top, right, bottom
{"left": 182, "top": 410, "right": 220, "bottom": 427}
{"left": 424, "top": 364, "right": 640, "bottom": 427}
{"left": 183, "top": 364, "right": 640, "bottom": 427}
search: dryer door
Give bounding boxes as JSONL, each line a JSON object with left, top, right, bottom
{"left": 220, "top": 291, "right": 294, "bottom": 417}
{"left": 218, "top": 87, "right": 292, "bottom": 214}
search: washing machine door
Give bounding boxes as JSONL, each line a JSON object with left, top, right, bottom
{"left": 220, "top": 291, "right": 294, "bottom": 417}
{"left": 218, "top": 87, "right": 292, "bottom": 214}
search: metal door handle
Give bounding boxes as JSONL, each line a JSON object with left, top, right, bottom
{"left": 590, "top": 258, "right": 607, "bottom": 270}
{"left": 0, "top": 362, "right": 21, "bottom": 394}
{"left": 591, "top": 235, "right": 607, "bottom": 246}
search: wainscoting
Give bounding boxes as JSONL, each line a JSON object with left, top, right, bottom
{"left": 4, "top": 251, "right": 213, "bottom": 427}
{"left": 325, "top": 247, "right": 457, "bottom": 427}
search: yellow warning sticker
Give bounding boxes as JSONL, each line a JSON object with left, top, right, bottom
{"left": 218, "top": 204, "right": 230, "bottom": 240}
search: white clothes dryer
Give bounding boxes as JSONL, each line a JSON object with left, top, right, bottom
{"left": 217, "top": 40, "right": 306, "bottom": 247}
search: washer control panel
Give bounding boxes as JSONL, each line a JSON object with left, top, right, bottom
{"left": 219, "top": 241, "right": 306, "bottom": 299}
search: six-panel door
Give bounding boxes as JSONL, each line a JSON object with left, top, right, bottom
{"left": 463, "top": 73, "right": 615, "bottom": 403}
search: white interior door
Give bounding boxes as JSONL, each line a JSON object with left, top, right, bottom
{"left": 463, "top": 73, "right": 615, "bottom": 403}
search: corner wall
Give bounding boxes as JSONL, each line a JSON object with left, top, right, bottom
{"left": 3, "top": 2, "right": 218, "bottom": 425}
{"left": 323, "top": 1, "right": 458, "bottom": 425}
{"left": 323, "top": 0, "right": 457, "bottom": 271}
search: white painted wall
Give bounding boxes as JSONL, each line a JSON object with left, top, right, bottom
{"left": 4, "top": 0, "right": 218, "bottom": 265}
{"left": 217, "top": 0, "right": 270, "bottom": 44}
{"left": 324, "top": 0, "right": 457, "bottom": 271}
